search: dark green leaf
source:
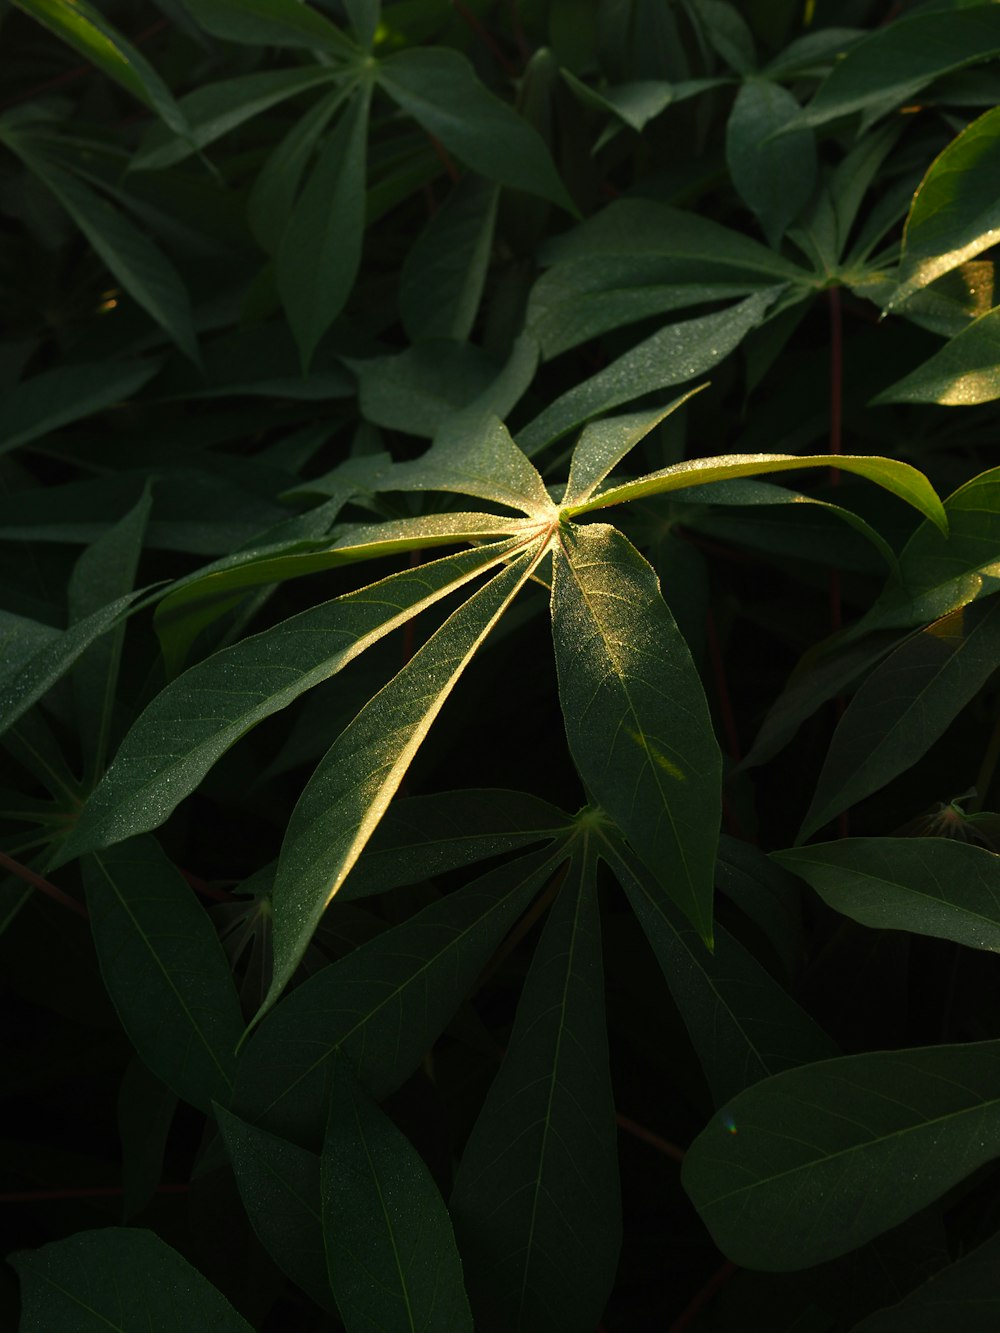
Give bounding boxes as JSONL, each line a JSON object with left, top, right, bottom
{"left": 0, "top": 360, "right": 159, "bottom": 456}
{"left": 233, "top": 846, "right": 563, "bottom": 1141}
{"left": 605, "top": 834, "right": 835, "bottom": 1104}
{"left": 399, "top": 174, "right": 499, "bottom": 342}
{"left": 84, "top": 835, "right": 244, "bottom": 1109}
{"left": 0, "top": 590, "right": 145, "bottom": 742}
{"left": 850, "top": 1226, "right": 1000, "bottom": 1332}
{"left": 68, "top": 486, "right": 151, "bottom": 780}
{"left": 800, "top": 8, "right": 1000, "bottom": 127}
{"left": 278, "top": 86, "right": 371, "bottom": 368}
{"left": 452, "top": 844, "right": 619, "bottom": 1333}
{"left": 12, "top": 1227, "right": 252, "bottom": 1330}
{"left": 182, "top": 0, "right": 357, "bottom": 52}
{"left": 800, "top": 598, "right": 1000, "bottom": 839}
{"left": 215, "top": 1105, "right": 332, "bottom": 1311}
{"left": 682, "top": 1040, "right": 1000, "bottom": 1270}
{"left": 323, "top": 1055, "right": 473, "bottom": 1332}
{"left": 726, "top": 78, "right": 816, "bottom": 247}
{"left": 552, "top": 522, "right": 722, "bottom": 940}
{"left": 776, "top": 838, "right": 1000, "bottom": 954}
{"left": 378, "top": 47, "right": 574, "bottom": 212}
{"left": 134, "top": 66, "right": 339, "bottom": 170}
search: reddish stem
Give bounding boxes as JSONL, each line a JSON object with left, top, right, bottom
{"left": 452, "top": 0, "right": 519, "bottom": 76}
{"left": 0, "top": 851, "right": 88, "bottom": 919}
{"left": 667, "top": 1260, "right": 738, "bottom": 1333}
{"left": 0, "top": 1183, "right": 189, "bottom": 1202}
{"left": 615, "top": 1113, "right": 685, "bottom": 1163}
{"left": 427, "top": 133, "right": 461, "bottom": 184}
{"left": 181, "top": 869, "right": 234, "bottom": 903}
{"left": 0, "top": 20, "right": 168, "bottom": 111}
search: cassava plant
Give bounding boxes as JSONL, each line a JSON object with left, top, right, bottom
{"left": 4, "top": 0, "right": 1000, "bottom": 1330}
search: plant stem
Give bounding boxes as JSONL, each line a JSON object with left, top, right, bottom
{"left": 615, "top": 1113, "right": 684, "bottom": 1163}
{"left": 0, "top": 851, "right": 88, "bottom": 919}
{"left": 667, "top": 1260, "right": 738, "bottom": 1333}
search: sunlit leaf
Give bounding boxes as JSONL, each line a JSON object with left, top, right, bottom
{"left": 451, "top": 844, "right": 620, "bottom": 1333}
{"left": 561, "top": 393, "right": 703, "bottom": 508}
{"left": 58, "top": 540, "right": 525, "bottom": 866}
{"left": 552, "top": 523, "right": 720, "bottom": 941}
{"left": 876, "top": 304, "right": 1000, "bottom": 407}
{"left": 322, "top": 1056, "right": 473, "bottom": 1332}
{"left": 263, "top": 544, "right": 543, "bottom": 1015}
{"left": 683, "top": 1040, "right": 1000, "bottom": 1270}
{"left": 776, "top": 838, "right": 1000, "bottom": 955}
{"left": 564, "top": 450, "right": 947, "bottom": 535}
{"left": 888, "top": 105, "right": 1000, "bottom": 308}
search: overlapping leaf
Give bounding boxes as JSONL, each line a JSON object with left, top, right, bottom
{"left": 264, "top": 544, "right": 543, "bottom": 1013}
{"left": 83, "top": 835, "right": 244, "bottom": 1110}
{"left": 683, "top": 1040, "right": 1000, "bottom": 1270}
{"left": 451, "top": 844, "right": 620, "bottom": 1333}
{"left": 58, "top": 540, "right": 525, "bottom": 865}
{"left": 233, "top": 846, "right": 565, "bottom": 1141}
{"left": 322, "top": 1056, "right": 472, "bottom": 1332}
{"left": 777, "top": 838, "right": 1000, "bottom": 954}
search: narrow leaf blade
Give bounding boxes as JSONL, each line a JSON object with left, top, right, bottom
{"left": 552, "top": 523, "right": 721, "bottom": 941}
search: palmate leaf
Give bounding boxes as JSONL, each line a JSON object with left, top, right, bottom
{"left": 552, "top": 523, "right": 721, "bottom": 940}
{"left": 776, "top": 838, "right": 1000, "bottom": 955}
{"left": 682, "top": 1040, "right": 1000, "bottom": 1271}
{"left": 233, "top": 845, "right": 566, "bottom": 1142}
{"left": 799, "top": 597, "right": 1000, "bottom": 840}
{"left": 133, "top": 66, "right": 341, "bottom": 170}
{"left": 83, "top": 835, "right": 244, "bottom": 1111}
{"left": 215, "top": 1106, "right": 332, "bottom": 1312}
{"left": 451, "top": 841, "right": 619, "bottom": 1333}
{"left": 58, "top": 539, "right": 526, "bottom": 866}
{"left": 263, "top": 542, "right": 544, "bottom": 1015}
{"left": 603, "top": 835, "right": 836, "bottom": 1104}
{"left": 322, "top": 1056, "right": 473, "bottom": 1333}
{"left": 12, "top": 1227, "right": 252, "bottom": 1331}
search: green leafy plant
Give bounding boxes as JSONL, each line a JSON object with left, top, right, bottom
{"left": 5, "top": 1, "right": 1000, "bottom": 1330}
